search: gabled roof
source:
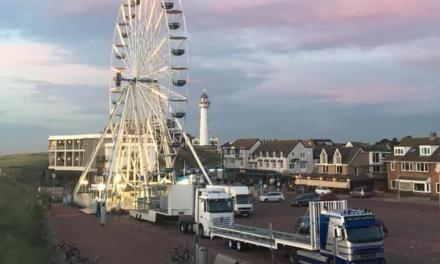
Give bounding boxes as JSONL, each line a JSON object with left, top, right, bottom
{"left": 255, "top": 140, "right": 301, "bottom": 155}
{"left": 320, "top": 145, "right": 361, "bottom": 164}
{"left": 222, "top": 138, "right": 260, "bottom": 150}
{"left": 387, "top": 136, "right": 440, "bottom": 162}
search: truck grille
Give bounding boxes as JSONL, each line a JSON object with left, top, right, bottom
{"left": 212, "top": 216, "right": 232, "bottom": 227}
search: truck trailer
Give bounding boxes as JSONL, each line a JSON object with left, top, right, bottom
{"left": 208, "top": 201, "right": 385, "bottom": 264}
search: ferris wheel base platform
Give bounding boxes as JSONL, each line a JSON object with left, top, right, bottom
{"left": 129, "top": 209, "right": 180, "bottom": 223}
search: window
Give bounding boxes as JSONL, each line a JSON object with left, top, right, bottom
{"left": 320, "top": 152, "right": 328, "bottom": 164}
{"left": 300, "top": 152, "right": 306, "bottom": 159}
{"left": 289, "top": 164, "right": 295, "bottom": 169}
{"left": 401, "top": 162, "right": 414, "bottom": 171}
{"left": 437, "top": 183, "right": 440, "bottom": 193}
{"left": 394, "top": 147, "right": 404, "bottom": 156}
{"left": 272, "top": 161, "right": 276, "bottom": 168}
{"left": 334, "top": 151, "right": 342, "bottom": 164}
{"left": 354, "top": 167, "right": 359, "bottom": 176}
{"left": 420, "top": 146, "right": 431, "bottom": 156}
{"left": 390, "top": 162, "right": 395, "bottom": 171}
{"left": 372, "top": 153, "right": 381, "bottom": 163}
{"left": 300, "top": 163, "right": 306, "bottom": 169}
{"left": 372, "top": 166, "right": 381, "bottom": 173}
{"left": 390, "top": 180, "right": 397, "bottom": 189}
{"left": 323, "top": 165, "right": 329, "bottom": 174}
{"left": 414, "top": 183, "right": 428, "bottom": 193}
{"left": 336, "top": 166, "right": 343, "bottom": 174}
{"left": 416, "top": 163, "right": 429, "bottom": 172}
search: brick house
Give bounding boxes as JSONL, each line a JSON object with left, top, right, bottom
{"left": 386, "top": 134, "right": 440, "bottom": 199}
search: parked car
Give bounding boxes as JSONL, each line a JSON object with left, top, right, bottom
{"left": 315, "top": 187, "right": 332, "bottom": 195}
{"left": 291, "top": 192, "right": 320, "bottom": 207}
{"left": 259, "top": 192, "right": 285, "bottom": 202}
{"left": 294, "top": 216, "right": 310, "bottom": 234}
{"left": 349, "top": 186, "right": 373, "bottom": 198}
{"left": 294, "top": 185, "right": 312, "bottom": 194}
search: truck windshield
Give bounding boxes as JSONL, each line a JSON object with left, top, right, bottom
{"left": 235, "top": 194, "right": 251, "bottom": 204}
{"left": 207, "top": 199, "right": 233, "bottom": 213}
{"left": 346, "top": 225, "right": 383, "bottom": 243}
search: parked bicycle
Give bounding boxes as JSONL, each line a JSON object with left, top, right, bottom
{"left": 53, "top": 241, "right": 100, "bottom": 264}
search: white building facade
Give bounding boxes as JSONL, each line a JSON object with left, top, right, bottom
{"left": 222, "top": 139, "right": 261, "bottom": 169}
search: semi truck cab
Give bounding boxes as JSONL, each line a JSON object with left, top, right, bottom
{"left": 296, "top": 209, "right": 385, "bottom": 263}
{"left": 207, "top": 185, "right": 253, "bottom": 216}
{"left": 180, "top": 188, "right": 234, "bottom": 237}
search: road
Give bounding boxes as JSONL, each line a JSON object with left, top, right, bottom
{"left": 49, "top": 193, "right": 440, "bottom": 263}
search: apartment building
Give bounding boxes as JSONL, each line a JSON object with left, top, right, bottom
{"left": 387, "top": 134, "right": 440, "bottom": 199}
{"left": 48, "top": 134, "right": 108, "bottom": 173}
{"left": 248, "top": 140, "right": 314, "bottom": 174}
{"left": 222, "top": 138, "right": 261, "bottom": 169}
{"left": 221, "top": 139, "right": 316, "bottom": 175}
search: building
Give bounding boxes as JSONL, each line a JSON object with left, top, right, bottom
{"left": 222, "top": 138, "right": 261, "bottom": 169}
{"left": 295, "top": 142, "right": 391, "bottom": 191}
{"left": 198, "top": 91, "right": 210, "bottom": 146}
{"left": 249, "top": 140, "right": 315, "bottom": 174}
{"left": 192, "top": 136, "right": 219, "bottom": 147}
{"left": 48, "top": 134, "right": 107, "bottom": 172}
{"left": 386, "top": 133, "right": 440, "bottom": 199}
{"left": 221, "top": 139, "right": 316, "bottom": 175}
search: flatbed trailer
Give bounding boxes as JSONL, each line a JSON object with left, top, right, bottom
{"left": 209, "top": 200, "right": 348, "bottom": 254}
{"left": 210, "top": 224, "right": 313, "bottom": 250}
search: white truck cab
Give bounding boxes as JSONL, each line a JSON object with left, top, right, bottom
{"left": 180, "top": 188, "right": 234, "bottom": 237}
{"left": 207, "top": 185, "right": 253, "bottom": 216}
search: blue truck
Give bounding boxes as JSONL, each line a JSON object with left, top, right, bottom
{"left": 210, "top": 201, "right": 385, "bottom": 264}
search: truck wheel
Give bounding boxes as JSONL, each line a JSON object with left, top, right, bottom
{"left": 288, "top": 249, "right": 298, "bottom": 264}
{"left": 327, "top": 259, "right": 336, "bottom": 264}
{"left": 236, "top": 241, "right": 246, "bottom": 251}
{"left": 179, "top": 222, "right": 188, "bottom": 233}
{"left": 228, "top": 240, "right": 236, "bottom": 249}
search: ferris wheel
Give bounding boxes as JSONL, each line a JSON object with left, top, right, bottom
{"left": 74, "top": 0, "right": 206, "bottom": 205}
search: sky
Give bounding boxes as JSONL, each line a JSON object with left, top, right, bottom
{"left": 1, "top": 0, "right": 440, "bottom": 154}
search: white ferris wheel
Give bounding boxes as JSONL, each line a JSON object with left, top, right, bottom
{"left": 74, "top": 0, "right": 210, "bottom": 208}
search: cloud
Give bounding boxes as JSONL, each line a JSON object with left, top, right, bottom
{"left": 0, "top": 30, "right": 108, "bottom": 132}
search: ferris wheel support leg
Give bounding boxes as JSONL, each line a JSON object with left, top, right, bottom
{"left": 73, "top": 90, "right": 127, "bottom": 196}
{"left": 182, "top": 130, "right": 212, "bottom": 185}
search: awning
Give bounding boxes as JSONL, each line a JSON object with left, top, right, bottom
{"left": 398, "top": 176, "right": 430, "bottom": 182}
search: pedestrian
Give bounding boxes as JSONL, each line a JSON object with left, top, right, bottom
{"left": 96, "top": 200, "right": 101, "bottom": 218}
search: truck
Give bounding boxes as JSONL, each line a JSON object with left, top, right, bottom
{"left": 178, "top": 187, "right": 234, "bottom": 237}
{"left": 130, "top": 186, "right": 235, "bottom": 238}
{"left": 209, "top": 201, "right": 385, "bottom": 264}
{"left": 207, "top": 185, "right": 253, "bottom": 216}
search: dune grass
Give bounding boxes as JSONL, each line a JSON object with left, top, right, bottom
{"left": 0, "top": 153, "right": 51, "bottom": 264}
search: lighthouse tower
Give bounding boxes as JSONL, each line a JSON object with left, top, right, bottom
{"left": 199, "top": 90, "right": 210, "bottom": 146}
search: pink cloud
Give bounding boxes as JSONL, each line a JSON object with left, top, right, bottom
{"left": 306, "top": 84, "right": 427, "bottom": 105}
{"left": 187, "top": 0, "right": 440, "bottom": 49}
